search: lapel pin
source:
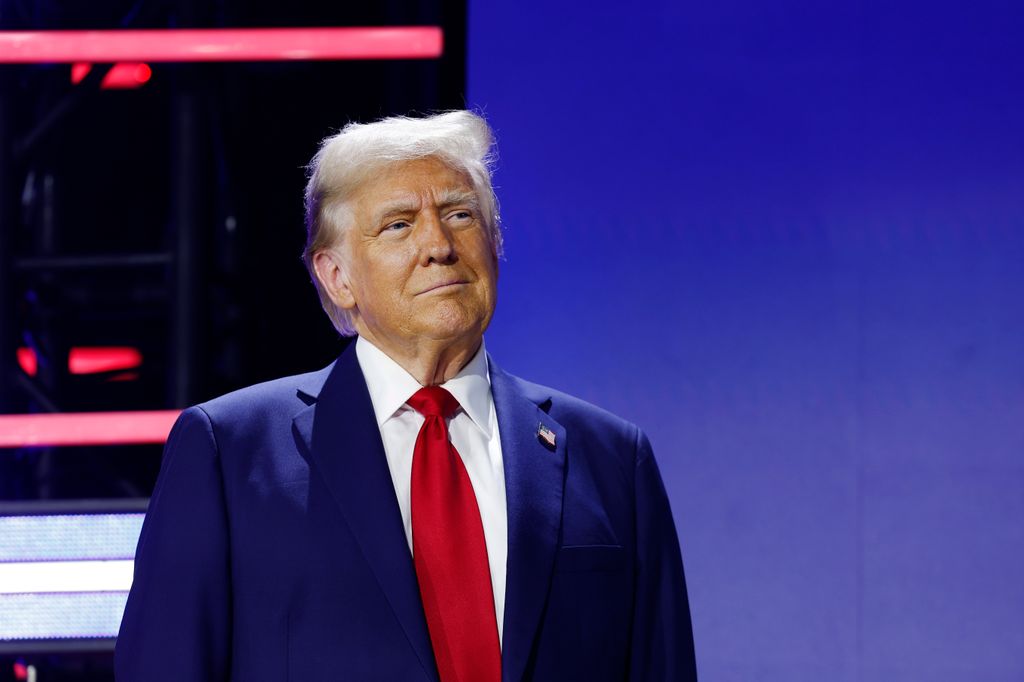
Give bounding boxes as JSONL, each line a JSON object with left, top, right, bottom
{"left": 537, "top": 423, "right": 557, "bottom": 451}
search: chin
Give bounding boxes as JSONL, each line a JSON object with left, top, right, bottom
{"left": 416, "top": 305, "right": 488, "bottom": 342}
{"left": 418, "top": 322, "right": 482, "bottom": 343}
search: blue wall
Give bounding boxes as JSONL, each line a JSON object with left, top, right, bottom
{"left": 467, "top": 1, "right": 1024, "bottom": 679}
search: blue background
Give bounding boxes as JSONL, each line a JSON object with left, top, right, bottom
{"left": 467, "top": 1, "right": 1024, "bottom": 679}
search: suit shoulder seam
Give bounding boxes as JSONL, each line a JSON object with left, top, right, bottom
{"left": 634, "top": 424, "right": 652, "bottom": 470}
{"left": 192, "top": 404, "right": 224, "bottom": 461}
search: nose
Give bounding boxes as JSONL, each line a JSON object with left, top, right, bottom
{"left": 416, "top": 210, "right": 456, "bottom": 265}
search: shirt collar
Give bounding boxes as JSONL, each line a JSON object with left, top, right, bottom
{"left": 354, "top": 335, "right": 494, "bottom": 438}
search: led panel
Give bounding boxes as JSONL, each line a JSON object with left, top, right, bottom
{"left": 0, "top": 509, "right": 145, "bottom": 648}
{"left": 0, "top": 514, "right": 143, "bottom": 561}
{"left": 0, "top": 593, "right": 130, "bottom": 641}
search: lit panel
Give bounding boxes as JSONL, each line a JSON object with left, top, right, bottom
{"left": 0, "top": 560, "right": 133, "bottom": 594}
{"left": 0, "top": 593, "right": 129, "bottom": 640}
{"left": 0, "top": 514, "right": 144, "bottom": 562}
{"left": 0, "top": 510, "right": 144, "bottom": 646}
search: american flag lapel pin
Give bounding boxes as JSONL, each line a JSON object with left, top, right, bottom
{"left": 537, "top": 423, "right": 557, "bottom": 450}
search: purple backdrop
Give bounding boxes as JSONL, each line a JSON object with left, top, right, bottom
{"left": 467, "top": 1, "right": 1024, "bottom": 679}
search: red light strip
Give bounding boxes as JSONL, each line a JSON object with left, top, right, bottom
{"left": 15, "top": 348, "right": 37, "bottom": 377}
{"left": 0, "top": 411, "right": 180, "bottom": 447}
{"left": 17, "top": 346, "right": 143, "bottom": 376}
{"left": 0, "top": 27, "right": 443, "bottom": 63}
{"left": 68, "top": 347, "right": 143, "bottom": 374}
{"left": 71, "top": 62, "right": 152, "bottom": 89}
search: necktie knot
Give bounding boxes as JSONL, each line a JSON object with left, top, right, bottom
{"left": 407, "top": 386, "right": 460, "bottom": 420}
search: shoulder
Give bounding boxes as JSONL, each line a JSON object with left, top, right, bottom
{"left": 194, "top": 361, "right": 335, "bottom": 428}
{"left": 497, "top": 367, "right": 642, "bottom": 452}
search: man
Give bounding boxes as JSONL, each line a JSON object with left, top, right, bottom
{"left": 115, "top": 111, "right": 697, "bottom": 681}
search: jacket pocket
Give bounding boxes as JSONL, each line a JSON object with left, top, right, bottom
{"left": 555, "top": 544, "right": 626, "bottom": 573}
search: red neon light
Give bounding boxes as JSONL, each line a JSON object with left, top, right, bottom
{"left": 16, "top": 348, "right": 37, "bottom": 377}
{"left": 0, "top": 410, "right": 181, "bottom": 447}
{"left": 69, "top": 347, "right": 143, "bottom": 374}
{"left": 133, "top": 62, "right": 152, "bottom": 83}
{"left": 70, "top": 62, "right": 89, "bottom": 82}
{"left": 17, "top": 347, "right": 143, "bottom": 376}
{"left": 0, "top": 27, "right": 443, "bottom": 64}
{"left": 71, "top": 62, "right": 151, "bottom": 88}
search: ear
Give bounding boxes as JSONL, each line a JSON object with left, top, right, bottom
{"left": 490, "top": 237, "right": 500, "bottom": 276}
{"left": 312, "top": 249, "right": 357, "bottom": 310}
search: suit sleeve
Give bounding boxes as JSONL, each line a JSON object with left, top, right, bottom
{"left": 628, "top": 428, "right": 699, "bottom": 681}
{"left": 115, "top": 406, "right": 232, "bottom": 681}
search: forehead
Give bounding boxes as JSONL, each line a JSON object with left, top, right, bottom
{"left": 355, "top": 156, "right": 475, "bottom": 206}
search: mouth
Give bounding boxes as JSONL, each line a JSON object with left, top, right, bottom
{"left": 417, "top": 280, "right": 469, "bottom": 295}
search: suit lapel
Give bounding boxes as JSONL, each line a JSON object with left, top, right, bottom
{"left": 490, "top": 357, "right": 567, "bottom": 682}
{"left": 292, "top": 344, "right": 438, "bottom": 682}
{"left": 292, "top": 347, "right": 567, "bottom": 682}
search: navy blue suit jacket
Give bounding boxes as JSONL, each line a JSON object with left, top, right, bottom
{"left": 115, "top": 343, "right": 697, "bottom": 680}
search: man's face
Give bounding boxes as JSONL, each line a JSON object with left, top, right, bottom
{"left": 325, "top": 156, "right": 498, "bottom": 351}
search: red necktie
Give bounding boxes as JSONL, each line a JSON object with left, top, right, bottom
{"left": 408, "top": 386, "right": 501, "bottom": 682}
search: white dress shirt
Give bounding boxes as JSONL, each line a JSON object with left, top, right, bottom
{"left": 354, "top": 336, "right": 508, "bottom": 646}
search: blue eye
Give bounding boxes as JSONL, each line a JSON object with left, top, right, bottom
{"left": 385, "top": 221, "right": 410, "bottom": 231}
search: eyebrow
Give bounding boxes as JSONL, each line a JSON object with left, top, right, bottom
{"left": 436, "top": 188, "right": 480, "bottom": 210}
{"left": 374, "top": 198, "right": 421, "bottom": 223}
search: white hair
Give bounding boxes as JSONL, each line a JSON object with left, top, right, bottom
{"left": 302, "top": 110, "right": 502, "bottom": 336}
